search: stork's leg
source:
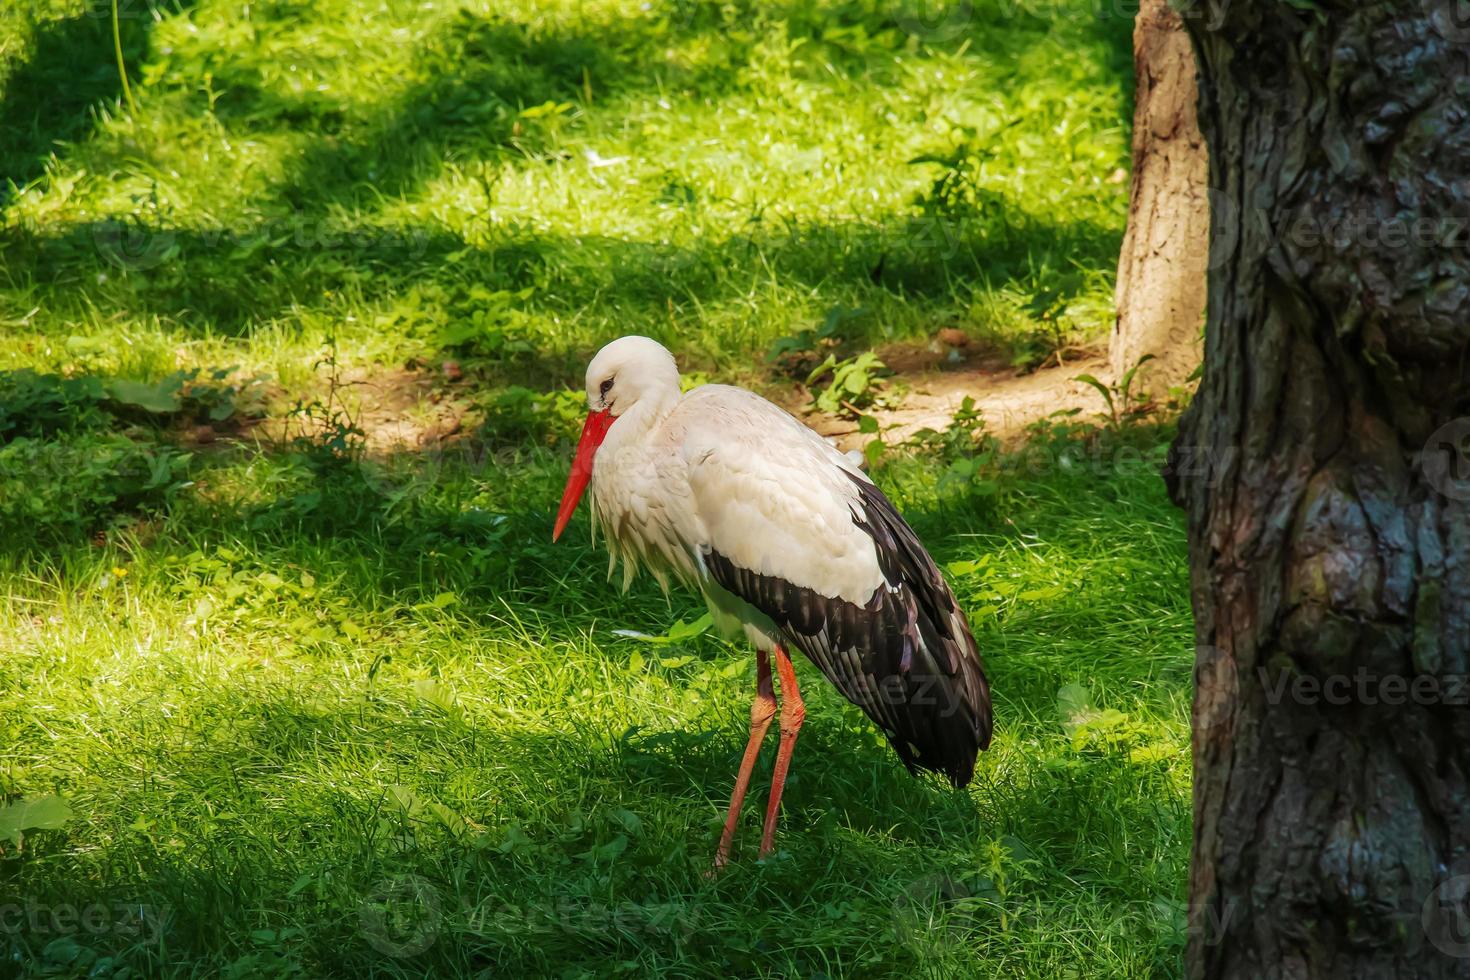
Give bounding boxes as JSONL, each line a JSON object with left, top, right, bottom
{"left": 712, "top": 647, "right": 775, "bottom": 870}
{"left": 759, "top": 645, "right": 805, "bottom": 859}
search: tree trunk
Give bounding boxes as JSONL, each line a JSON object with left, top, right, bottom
{"left": 1170, "top": 2, "right": 1470, "bottom": 977}
{"left": 1109, "top": 0, "right": 1209, "bottom": 398}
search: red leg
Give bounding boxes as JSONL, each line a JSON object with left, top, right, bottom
{"left": 712, "top": 648, "right": 776, "bottom": 870}
{"left": 759, "top": 645, "right": 805, "bottom": 859}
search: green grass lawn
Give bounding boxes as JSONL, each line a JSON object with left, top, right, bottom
{"left": 0, "top": 0, "right": 1195, "bottom": 977}
{"left": 3, "top": 0, "right": 1131, "bottom": 383}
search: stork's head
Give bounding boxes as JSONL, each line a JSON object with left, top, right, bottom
{"left": 553, "top": 336, "right": 681, "bottom": 541}
{"left": 582, "top": 335, "right": 680, "bottom": 417}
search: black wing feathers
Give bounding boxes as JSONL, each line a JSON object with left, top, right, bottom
{"left": 703, "top": 473, "right": 992, "bottom": 787}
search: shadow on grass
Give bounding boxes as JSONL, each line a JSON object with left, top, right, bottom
{"left": 3, "top": 589, "right": 997, "bottom": 969}
{"left": 0, "top": 415, "right": 1188, "bottom": 975}
{"left": 0, "top": 0, "right": 199, "bottom": 204}
{"left": 7, "top": 672, "right": 1184, "bottom": 977}
{"left": 0, "top": 198, "right": 1121, "bottom": 363}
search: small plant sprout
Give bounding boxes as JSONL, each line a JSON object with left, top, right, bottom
{"left": 1073, "top": 354, "right": 1156, "bottom": 431}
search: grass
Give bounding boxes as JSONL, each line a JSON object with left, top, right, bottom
{"left": 2, "top": 429, "right": 1192, "bottom": 978}
{"left": 0, "top": 0, "right": 1195, "bottom": 977}
{"left": 2, "top": 0, "right": 1132, "bottom": 383}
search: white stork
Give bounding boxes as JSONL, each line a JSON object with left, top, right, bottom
{"left": 553, "top": 336, "right": 992, "bottom": 867}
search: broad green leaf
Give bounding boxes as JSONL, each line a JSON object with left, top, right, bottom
{"left": 610, "top": 808, "right": 642, "bottom": 836}
{"left": 1071, "top": 373, "right": 1113, "bottom": 412}
{"left": 411, "top": 678, "right": 457, "bottom": 712}
{"left": 428, "top": 801, "right": 473, "bottom": 836}
{"left": 1056, "top": 683, "right": 1094, "bottom": 733}
{"left": 1119, "top": 353, "right": 1156, "bottom": 393}
{"left": 108, "top": 379, "right": 178, "bottom": 413}
{"left": 590, "top": 833, "right": 628, "bottom": 861}
{"left": 0, "top": 794, "right": 74, "bottom": 845}
{"left": 497, "top": 823, "right": 530, "bottom": 854}
{"left": 666, "top": 613, "right": 711, "bottom": 640}
{"left": 863, "top": 439, "right": 885, "bottom": 468}
{"left": 805, "top": 354, "right": 838, "bottom": 387}
{"left": 519, "top": 100, "right": 573, "bottom": 119}
{"left": 386, "top": 784, "right": 422, "bottom": 817}
{"left": 615, "top": 613, "right": 711, "bottom": 645}
{"left": 1129, "top": 743, "right": 1176, "bottom": 764}
{"left": 945, "top": 558, "right": 989, "bottom": 576}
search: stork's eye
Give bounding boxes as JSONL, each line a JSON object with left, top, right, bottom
{"left": 599, "top": 377, "right": 615, "bottom": 398}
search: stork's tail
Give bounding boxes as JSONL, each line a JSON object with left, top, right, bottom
{"left": 883, "top": 616, "right": 992, "bottom": 788}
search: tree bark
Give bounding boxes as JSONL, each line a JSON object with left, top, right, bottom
{"left": 1110, "top": 0, "right": 1209, "bottom": 397}
{"left": 1170, "top": 2, "right": 1470, "bottom": 977}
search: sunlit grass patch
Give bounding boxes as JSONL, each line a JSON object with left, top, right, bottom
{"left": 3, "top": 0, "right": 1131, "bottom": 381}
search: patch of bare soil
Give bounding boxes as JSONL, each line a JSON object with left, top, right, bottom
{"left": 347, "top": 365, "right": 471, "bottom": 451}
{"left": 792, "top": 341, "right": 1112, "bottom": 451}
{"left": 241, "top": 362, "right": 474, "bottom": 453}
{"left": 239, "top": 345, "right": 1110, "bottom": 462}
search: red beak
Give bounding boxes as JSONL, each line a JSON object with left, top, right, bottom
{"left": 553, "top": 409, "right": 615, "bottom": 541}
